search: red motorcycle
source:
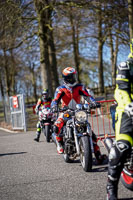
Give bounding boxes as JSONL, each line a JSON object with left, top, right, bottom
{"left": 104, "top": 137, "right": 133, "bottom": 191}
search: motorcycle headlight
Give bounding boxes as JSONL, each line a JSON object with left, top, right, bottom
{"left": 75, "top": 111, "right": 87, "bottom": 123}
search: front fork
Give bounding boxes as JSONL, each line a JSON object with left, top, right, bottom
{"left": 73, "top": 126, "right": 80, "bottom": 155}
{"left": 73, "top": 123, "right": 94, "bottom": 155}
{"left": 87, "top": 124, "right": 94, "bottom": 153}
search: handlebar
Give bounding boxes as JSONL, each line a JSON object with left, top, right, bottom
{"left": 51, "top": 103, "right": 101, "bottom": 113}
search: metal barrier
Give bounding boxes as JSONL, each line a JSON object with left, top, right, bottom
{"left": 90, "top": 100, "right": 116, "bottom": 144}
{"left": 9, "top": 94, "right": 27, "bottom": 131}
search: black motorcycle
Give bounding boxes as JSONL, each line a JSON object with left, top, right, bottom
{"left": 52, "top": 103, "right": 99, "bottom": 172}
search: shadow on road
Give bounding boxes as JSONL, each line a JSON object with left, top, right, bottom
{"left": 119, "top": 198, "right": 133, "bottom": 200}
{"left": 92, "top": 166, "right": 108, "bottom": 172}
{"left": 0, "top": 152, "right": 27, "bottom": 157}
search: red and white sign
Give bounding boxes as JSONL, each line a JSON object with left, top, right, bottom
{"left": 12, "top": 96, "right": 18, "bottom": 108}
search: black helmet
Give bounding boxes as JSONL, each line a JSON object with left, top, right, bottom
{"left": 62, "top": 67, "right": 77, "bottom": 87}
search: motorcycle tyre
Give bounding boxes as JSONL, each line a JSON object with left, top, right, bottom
{"left": 79, "top": 136, "right": 92, "bottom": 172}
{"left": 121, "top": 168, "right": 133, "bottom": 191}
{"left": 45, "top": 125, "right": 51, "bottom": 143}
{"left": 43, "top": 127, "right": 46, "bottom": 136}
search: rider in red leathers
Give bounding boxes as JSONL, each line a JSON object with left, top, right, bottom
{"left": 51, "top": 67, "right": 106, "bottom": 164}
{"left": 34, "top": 89, "right": 52, "bottom": 142}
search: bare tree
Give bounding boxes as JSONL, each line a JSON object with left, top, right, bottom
{"left": 128, "top": 0, "right": 133, "bottom": 40}
{"left": 33, "top": 0, "right": 60, "bottom": 96}
{"left": 69, "top": 7, "right": 80, "bottom": 82}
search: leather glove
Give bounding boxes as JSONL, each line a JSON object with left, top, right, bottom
{"left": 35, "top": 109, "right": 39, "bottom": 115}
{"left": 124, "top": 102, "right": 133, "bottom": 117}
{"left": 90, "top": 101, "right": 100, "bottom": 109}
{"left": 62, "top": 106, "right": 69, "bottom": 112}
{"left": 51, "top": 106, "right": 58, "bottom": 113}
{"left": 95, "top": 102, "right": 101, "bottom": 108}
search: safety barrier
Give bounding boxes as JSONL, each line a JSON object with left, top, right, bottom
{"left": 90, "top": 100, "right": 116, "bottom": 144}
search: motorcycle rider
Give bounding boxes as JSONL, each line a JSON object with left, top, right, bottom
{"left": 106, "top": 51, "right": 133, "bottom": 200}
{"left": 51, "top": 67, "right": 106, "bottom": 164}
{"left": 34, "top": 89, "right": 52, "bottom": 142}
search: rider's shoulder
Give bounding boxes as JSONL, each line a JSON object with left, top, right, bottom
{"left": 55, "top": 85, "right": 65, "bottom": 92}
{"left": 118, "top": 62, "right": 129, "bottom": 71}
{"left": 36, "top": 98, "right": 42, "bottom": 105}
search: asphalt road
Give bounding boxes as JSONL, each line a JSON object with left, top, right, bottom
{"left": 0, "top": 129, "right": 133, "bottom": 200}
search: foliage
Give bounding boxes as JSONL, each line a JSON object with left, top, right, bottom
{"left": 0, "top": 0, "right": 132, "bottom": 101}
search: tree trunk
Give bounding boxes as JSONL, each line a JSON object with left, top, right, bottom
{"left": 48, "top": 21, "right": 59, "bottom": 92}
{"left": 109, "top": 31, "right": 118, "bottom": 86}
{"left": 98, "top": 40, "right": 104, "bottom": 93}
{"left": 29, "top": 62, "right": 38, "bottom": 102}
{"left": 3, "top": 49, "right": 10, "bottom": 97}
{"left": 128, "top": 0, "right": 133, "bottom": 40}
{"left": 70, "top": 10, "right": 80, "bottom": 82}
{"left": 113, "top": 35, "right": 119, "bottom": 85}
{"left": 34, "top": 0, "right": 53, "bottom": 96}
{"left": 97, "top": 6, "right": 104, "bottom": 94}
{"left": 10, "top": 49, "right": 16, "bottom": 95}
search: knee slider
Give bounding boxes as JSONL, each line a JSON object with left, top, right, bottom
{"left": 109, "top": 140, "right": 131, "bottom": 166}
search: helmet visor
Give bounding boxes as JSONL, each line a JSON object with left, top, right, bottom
{"left": 64, "top": 73, "right": 77, "bottom": 84}
{"left": 42, "top": 92, "right": 48, "bottom": 99}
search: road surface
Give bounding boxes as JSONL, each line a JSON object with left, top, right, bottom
{"left": 0, "top": 129, "right": 133, "bottom": 200}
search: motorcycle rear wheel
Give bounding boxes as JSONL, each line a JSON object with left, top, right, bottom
{"left": 45, "top": 125, "right": 51, "bottom": 143}
{"left": 79, "top": 136, "right": 92, "bottom": 172}
{"left": 121, "top": 167, "right": 133, "bottom": 191}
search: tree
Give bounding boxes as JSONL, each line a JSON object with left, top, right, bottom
{"left": 128, "top": 0, "right": 133, "bottom": 40}
{"left": 69, "top": 7, "right": 81, "bottom": 82}
{"left": 33, "top": 0, "right": 59, "bottom": 96}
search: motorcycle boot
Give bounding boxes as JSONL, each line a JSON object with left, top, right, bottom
{"left": 34, "top": 131, "right": 41, "bottom": 142}
{"left": 92, "top": 131, "right": 107, "bottom": 164}
{"left": 106, "top": 179, "right": 118, "bottom": 200}
{"left": 56, "top": 136, "right": 64, "bottom": 154}
{"left": 57, "top": 142, "right": 64, "bottom": 154}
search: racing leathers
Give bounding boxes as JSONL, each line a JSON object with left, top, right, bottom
{"left": 51, "top": 83, "right": 105, "bottom": 162}
{"left": 34, "top": 97, "right": 52, "bottom": 142}
{"left": 106, "top": 60, "right": 133, "bottom": 200}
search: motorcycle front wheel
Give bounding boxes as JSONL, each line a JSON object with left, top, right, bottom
{"left": 45, "top": 125, "right": 51, "bottom": 143}
{"left": 79, "top": 136, "right": 92, "bottom": 172}
{"left": 121, "top": 167, "right": 133, "bottom": 191}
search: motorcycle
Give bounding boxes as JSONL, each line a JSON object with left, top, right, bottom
{"left": 104, "top": 137, "right": 133, "bottom": 191}
{"left": 39, "top": 107, "right": 54, "bottom": 142}
{"left": 52, "top": 103, "right": 99, "bottom": 172}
